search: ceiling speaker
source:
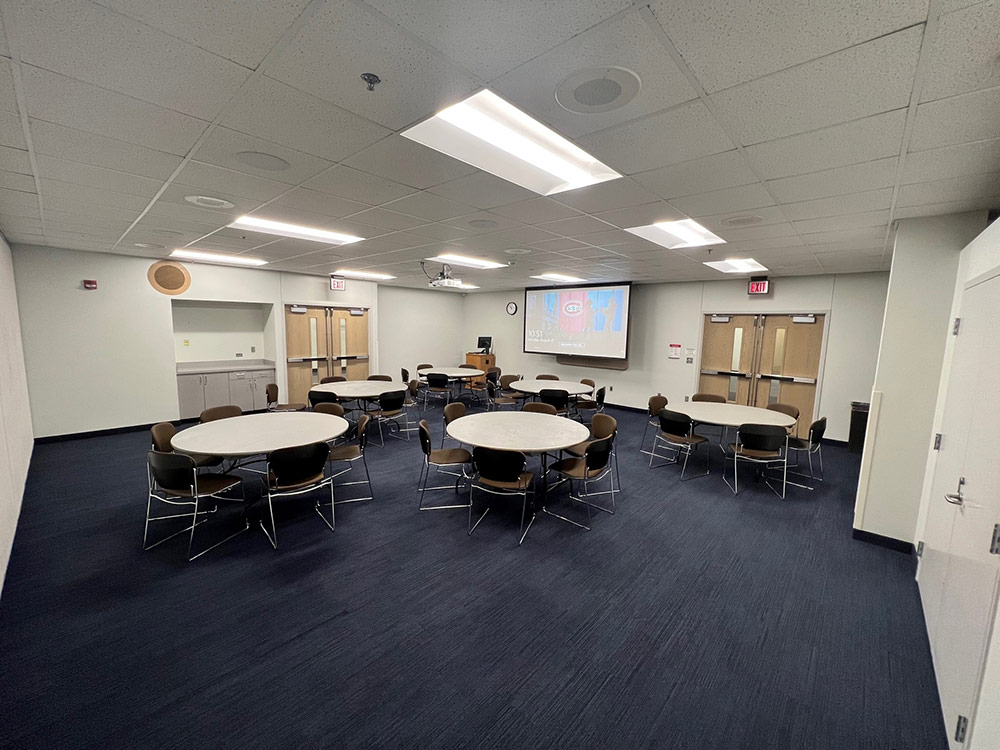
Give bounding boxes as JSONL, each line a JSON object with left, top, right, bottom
{"left": 148, "top": 260, "right": 192, "bottom": 296}
{"left": 556, "top": 67, "right": 641, "bottom": 114}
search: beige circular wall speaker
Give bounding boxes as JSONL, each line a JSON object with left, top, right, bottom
{"left": 147, "top": 260, "right": 191, "bottom": 296}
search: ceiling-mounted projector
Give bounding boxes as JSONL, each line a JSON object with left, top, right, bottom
{"left": 426, "top": 262, "right": 462, "bottom": 289}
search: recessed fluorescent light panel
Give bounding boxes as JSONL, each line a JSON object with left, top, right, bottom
{"left": 703, "top": 258, "right": 769, "bottom": 274}
{"left": 401, "top": 89, "right": 621, "bottom": 196}
{"left": 334, "top": 269, "right": 396, "bottom": 280}
{"left": 457, "top": 283, "right": 480, "bottom": 290}
{"left": 427, "top": 253, "right": 507, "bottom": 270}
{"left": 530, "top": 272, "right": 586, "bottom": 283}
{"left": 170, "top": 249, "right": 267, "bottom": 266}
{"left": 229, "top": 216, "right": 364, "bottom": 245}
{"left": 625, "top": 219, "right": 725, "bottom": 249}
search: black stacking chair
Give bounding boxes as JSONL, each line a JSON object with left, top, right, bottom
{"left": 260, "top": 442, "right": 335, "bottom": 548}
{"left": 788, "top": 417, "right": 827, "bottom": 488}
{"left": 538, "top": 388, "right": 570, "bottom": 416}
{"left": 417, "top": 419, "right": 472, "bottom": 512}
{"left": 549, "top": 436, "right": 614, "bottom": 519}
{"left": 328, "top": 414, "right": 374, "bottom": 504}
{"left": 724, "top": 423, "right": 789, "bottom": 499}
{"left": 423, "top": 372, "right": 452, "bottom": 409}
{"left": 366, "top": 389, "right": 408, "bottom": 445}
{"left": 468, "top": 448, "right": 535, "bottom": 545}
{"left": 649, "top": 409, "right": 710, "bottom": 480}
{"left": 640, "top": 395, "right": 668, "bottom": 454}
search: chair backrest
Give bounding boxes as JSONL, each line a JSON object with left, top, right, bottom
{"left": 443, "top": 401, "right": 466, "bottom": 424}
{"left": 418, "top": 419, "right": 433, "bottom": 457}
{"left": 581, "top": 378, "right": 596, "bottom": 389}
{"left": 265, "top": 383, "right": 279, "bottom": 405}
{"left": 647, "top": 394, "right": 668, "bottom": 416}
{"left": 539, "top": 389, "right": 569, "bottom": 410}
{"left": 267, "top": 442, "right": 329, "bottom": 487}
{"left": 487, "top": 366, "right": 501, "bottom": 376}
{"left": 320, "top": 375, "right": 347, "bottom": 384}
{"left": 379, "top": 390, "right": 406, "bottom": 411}
{"left": 585, "top": 437, "right": 613, "bottom": 472}
{"left": 522, "top": 402, "right": 557, "bottom": 415}
{"left": 809, "top": 417, "right": 827, "bottom": 445}
{"left": 150, "top": 422, "right": 176, "bottom": 452}
{"left": 473, "top": 447, "right": 526, "bottom": 483}
{"left": 536, "top": 373, "right": 559, "bottom": 380}
{"left": 692, "top": 393, "right": 725, "bottom": 403}
{"left": 738, "top": 423, "right": 787, "bottom": 453}
{"left": 401, "top": 368, "right": 409, "bottom": 382}
{"left": 200, "top": 405, "right": 242, "bottom": 423}
{"left": 767, "top": 402, "right": 800, "bottom": 420}
{"left": 426, "top": 372, "right": 450, "bottom": 388}
{"left": 309, "top": 390, "right": 339, "bottom": 408}
{"left": 417, "top": 363, "right": 433, "bottom": 370}
{"left": 459, "top": 363, "right": 476, "bottom": 370}
{"left": 313, "top": 402, "right": 345, "bottom": 417}
{"left": 408, "top": 379, "right": 420, "bottom": 397}
{"left": 147, "top": 450, "right": 195, "bottom": 492}
{"left": 485, "top": 370, "right": 500, "bottom": 385}
{"left": 499, "top": 374, "right": 520, "bottom": 389}
{"left": 591, "top": 413, "right": 617, "bottom": 440}
{"left": 486, "top": 380, "right": 501, "bottom": 399}
{"left": 658, "top": 409, "right": 693, "bottom": 438}
{"left": 594, "top": 386, "right": 606, "bottom": 407}
{"left": 356, "top": 414, "right": 371, "bottom": 450}
{"left": 368, "top": 374, "right": 393, "bottom": 381}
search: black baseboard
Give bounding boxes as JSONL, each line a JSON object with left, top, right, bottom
{"left": 852, "top": 528, "right": 914, "bottom": 555}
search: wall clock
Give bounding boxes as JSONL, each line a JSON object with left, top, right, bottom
{"left": 506, "top": 301, "right": 518, "bottom": 315}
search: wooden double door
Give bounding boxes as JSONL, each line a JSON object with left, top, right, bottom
{"left": 698, "top": 313, "right": 825, "bottom": 437}
{"left": 285, "top": 305, "right": 369, "bottom": 405}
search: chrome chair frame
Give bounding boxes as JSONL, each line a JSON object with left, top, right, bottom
{"left": 648, "top": 411, "right": 710, "bottom": 480}
{"left": 550, "top": 438, "right": 615, "bottom": 517}
{"left": 723, "top": 425, "right": 790, "bottom": 499}
{"left": 417, "top": 421, "right": 472, "bottom": 512}
{"left": 328, "top": 416, "right": 374, "bottom": 505}
{"left": 639, "top": 396, "right": 668, "bottom": 455}
{"left": 259, "top": 461, "right": 336, "bottom": 549}
{"left": 367, "top": 390, "right": 410, "bottom": 446}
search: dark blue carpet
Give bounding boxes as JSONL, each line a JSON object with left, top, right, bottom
{"left": 0, "top": 406, "right": 946, "bottom": 749}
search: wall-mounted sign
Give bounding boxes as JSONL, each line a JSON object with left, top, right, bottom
{"left": 330, "top": 276, "right": 346, "bottom": 291}
{"left": 748, "top": 278, "right": 770, "bottom": 295}
{"left": 83, "top": 279, "right": 98, "bottom": 290}
{"left": 668, "top": 343, "right": 682, "bottom": 359}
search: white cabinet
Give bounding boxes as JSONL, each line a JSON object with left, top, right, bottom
{"left": 250, "top": 369, "right": 276, "bottom": 410}
{"left": 177, "top": 372, "right": 231, "bottom": 419}
{"left": 228, "top": 372, "right": 255, "bottom": 412}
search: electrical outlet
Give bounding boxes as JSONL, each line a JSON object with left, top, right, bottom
{"left": 251, "top": 346, "right": 256, "bottom": 353}
{"left": 235, "top": 352, "right": 243, "bottom": 358}
{"left": 684, "top": 395, "right": 690, "bottom": 401}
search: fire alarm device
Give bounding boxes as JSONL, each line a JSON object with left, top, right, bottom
{"left": 83, "top": 280, "right": 98, "bottom": 290}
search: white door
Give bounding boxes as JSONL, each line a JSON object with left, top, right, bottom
{"left": 918, "top": 273, "right": 1000, "bottom": 748}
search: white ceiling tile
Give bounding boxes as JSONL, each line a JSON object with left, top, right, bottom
{"left": 697, "top": 205, "right": 789, "bottom": 228}
{"left": 221, "top": 76, "right": 391, "bottom": 162}
{"left": 266, "top": 0, "right": 479, "bottom": 130}
{"left": 894, "top": 198, "right": 998, "bottom": 218}
{"left": 0, "top": 187, "right": 41, "bottom": 210}
{"left": 633, "top": 150, "right": 758, "bottom": 200}
{"left": 650, "top": 0, "right": 928, "bottom": 92}
{"left": 192, "top": 126, "right": 333, "bottom": 184}
{"left": 343, "top": 135, "right": 476, "bottom": 189}
{"left": 364, "top": 0, "right": 632, "bottom": 79}
{"left": 902, "top": 139, "right": 1000, "bottom": 183}
{"left": 18, "top": 0, "right": 251, "bottom": 120}
{"left": 491, "top": 197, "right": 582, "bottom": 224}
{"left": 713, "top": 222, "right": 800, "bottom": 242}
{"left": 808, "top": 240, "right": 890, "bottom": 253}
{"left": 301, "top": 165, "right": 416, "bottom": 205}
{"left": 0, "top": 110, "right": 26, "bottom": 150}
{"left": 782, "top": 188, "right": 894, "bottom": 221}
{"left": 426, "top": 171, "right": 536, "bottom": 209}
{"left": 271, "top": 187, "right": 370, "bottom": 218}
{"left": 722, "top": 235, "right": 805, "bottom": 251}
{"left": 91, "top": 0, "right": 311, "bottom": 68}
{"left": 897, "top": 172, "right": 1000, "bottom": 206}
{"left": 712, "top": 28, "right": 922, "bottom": 145}
{"left": 536, "top": 215, "right": 614, "bottom": 236}
{"left": 175, "top": 161, "right": 292, "bottom": 203}
{"left": 443, "top": 211, "right": 524, "bottom": 235}
{"left": 29, "top": 119, "right": 183, "bottom": 179}
{"left": 39, "top": 178, "right": 149, "bottom": 211}
{"left": 910, "top": 86, "right": 1000, "bottom": 151}
{"left": 591, "top": 201, "right": 687, "bottom": 228}
{"left": 346, "top": 207, "right": 428, "bottom": 231}
{"left": 801, "top": 226, "right": 886, "bottom": 245}
{"left": 406, "top": 223, "right": 476, "bottom": 241}
{"left": 670, "top": 183, "right": 775, "bottom": 216}
{"left": 921, "top": 0, "right": 1000, "bottom": 102}
{"left": 766, "top": 158, "right": 899, "bottom": 202}
{"left": 744, "top": 109, "right": 907, "bottom": 179}
{"left": 792, "top": 210, "right": 890, "bottom": 234}
{"left": 0, "top": 170, "right": 36, "bottom": 193}
{"left": 146, "top": 198, "right": 237, "bottom": 226}
{"left": 383, "top": 191, "right": 476, "bottom": 222}
{"left": 0, "top": 145, "right": 32, "bottom": 176}
{"left": 527, "top": 237, "right": 591, "bottom": 251}
{"left": 577, "top": 101, "right": 734, "bottom": 174}
{"left": 34, "top": 154, "right": 162, "bottom": 196}
{"left": 553, "top": 178, "right": 661, "bottom": 214}
{"left": 155, "top": 183, "right": 263, "bottom": 217}
{"left": 0, "top": 12, "right": 8, "bottom": 58}
{"left": 0, "top": 59, "right": 17, "bottom": 113}
{"left": 20, "top": 65, "right": 209, "bottom": 156}
{"left": 493, "top": 11, "right": 697, "bottom": 137}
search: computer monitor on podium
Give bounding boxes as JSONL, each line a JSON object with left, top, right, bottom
{"left": 477, "top": 336, "right": 492, "bottom": 354}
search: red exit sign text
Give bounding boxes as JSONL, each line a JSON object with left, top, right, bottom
{"left": 748, "top": 279, "right": 770, "bottom": 295}
{"left": 330, "top": 276, "right": 346, "bottom": 291}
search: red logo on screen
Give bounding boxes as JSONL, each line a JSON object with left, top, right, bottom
{"left": 563, "top": 301, "right": 583, "bottom": 316}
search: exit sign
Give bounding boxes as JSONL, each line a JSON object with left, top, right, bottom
{"left": 330, "top": 276, "right": 346, "bottom": 291}
{"left": 748, "top": 278, "right": 770, "bottom": 295}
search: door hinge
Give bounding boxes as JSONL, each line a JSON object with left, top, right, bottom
{"left": 991, "top": 525, "right": 1000, "bottom": 556}
{"left": 955, "top": 714, "right": 969, "bottom": 742}
{"left": 953, "top": 318, "right": 961, "bottom": 335}
{"left": 933, "top": 433, "right": 942, "bottom": 450}
{"left": 916, "top": 540, "right": 924, "bottom": 557}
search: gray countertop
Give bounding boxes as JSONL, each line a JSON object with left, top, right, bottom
{"left": 176, "top": 359, "right": 276, "bottom": 375}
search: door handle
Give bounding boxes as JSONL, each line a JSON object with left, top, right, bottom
{"left": 944, "top": 476, "right": 965, "bottom": 506}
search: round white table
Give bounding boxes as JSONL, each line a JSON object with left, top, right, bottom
{"left": 172, "top": 412, "right": 350, "bottom": 457}
{"left": 510, "top": 379, "right": 593, "bottom": 396}
{"left": 309, "top": 381, "right": 407, "bottom": 400}
{"left": 447, "top": 411, "right": 589, "bottom": 453}
{"left": 417, "top": 367, "right": 484, "bottom": 379}
{"left": 678, "top": 401, "right": 795, "bottom": 429}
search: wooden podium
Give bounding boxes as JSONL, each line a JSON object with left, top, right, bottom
{"left": 465, "top": 352, "right": 495, "bottom": 386}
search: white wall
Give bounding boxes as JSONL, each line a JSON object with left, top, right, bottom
{"left": 0, "top": 234, "right": 33, "bottom": 595}
{"left": 12, "top": 245, "right": 377, "bottom": 437}
{"left": 171, "top": 301, "right": 268, "bottom": 363}
{"left": 462, "top": 273, "right": 888, "bottom": 441}
{"left": 854, "top": 213, "right": 987, "bottom": 544}
{"left": 376, "top": 286, "right": 466, "bottom": 380}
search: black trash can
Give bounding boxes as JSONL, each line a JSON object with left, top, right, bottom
{"left": 848, "top": 401, "right": 870, "bottom": 453}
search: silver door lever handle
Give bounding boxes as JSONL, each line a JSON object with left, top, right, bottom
{"left": 944, "top": 476, "right": 965, "bottom": 506}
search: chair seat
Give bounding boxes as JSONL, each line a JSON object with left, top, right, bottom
{"left": 429, "top": 448, "right": 472, "bottom": 465}
{"left": 267, "top": 471, "right": 325, "bottom": 491}
{"left": 366, "top": 408, "right": 404, "bottom": 418}
{"left": 662, "top": 432, "right": 707, "bottom": 445}
{"left": 787, "top": 437, "right": 811, "bottom": 450}
{"left": 328, "top": 445, "right": 362, "bottom": 461}
{"left": 575, "top": 399, "right": 598, "bottom": 409}
{"left": 479, "top": 472, "right": 534, "bottom": 491}
{"left": 565, "top": 440, "right": 590, "bottom": 457}
{"left": 163, "top": 473, "right": 241, "bottom": 497}
{"left": 272, "top": 402, "right": 307, "bottom": 412}
{"left": 549, "top": 457, "right": 604, "bottom": 479}
{"left": 191, "top": 453, "right": 223, "bottom": 468}
{"left": 730, "top": 443, "right": 781, "bottom": 459}
{"left": 428, "top": 387, "right": 451, "bottom": 393}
